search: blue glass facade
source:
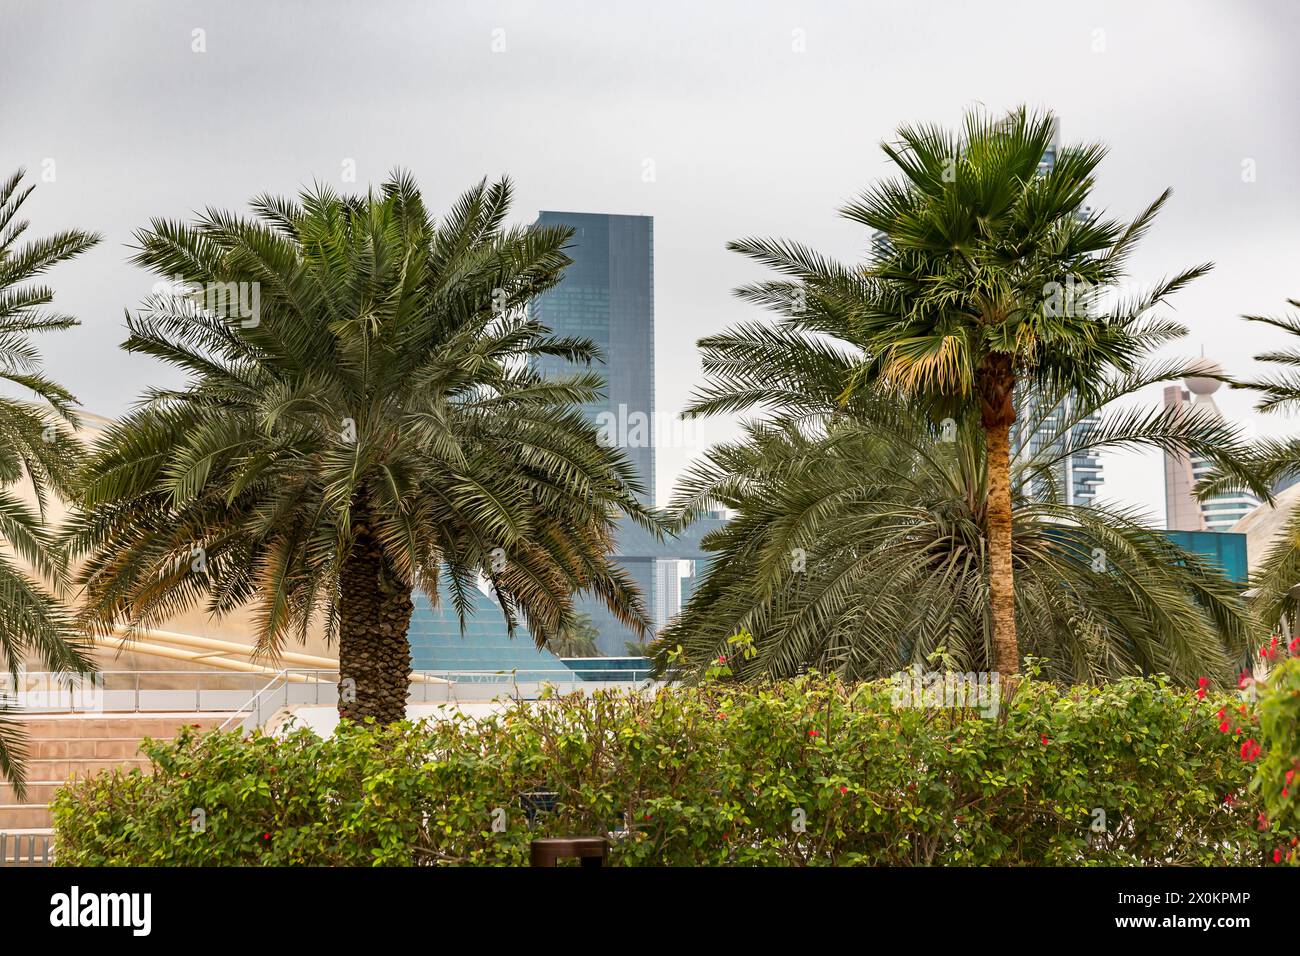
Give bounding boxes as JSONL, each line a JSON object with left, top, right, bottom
{"left": 530, "top": 212, "right": 655, "bottom": 506}
{"left": 528, "top": 212, "right": 659, "bottom": 654}
{"left": 407, "top": 580, "right": 568, "bottom": 679}
{"left": 1162, "top": 530, "right": 1249, "bottom": 587}
{"left": 407, "top": 212, "right": 725, "bottom": 661}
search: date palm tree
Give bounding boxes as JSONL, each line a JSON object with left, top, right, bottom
{"left": 1204, "top": 298, "right": 1300, "bottom": 629}
{"left": 661, "top": 339, "right": 1264, "bottom": 685}
{"left": 720, "top": 106, "right": 1218, "bottom": 675}
{"left": 0, "top": 169, "right": 99, "bottom": 792}
{"left": 64, "top": 173, "right": 658, "bottom": 724}
{"left": 546, "top": 612, "right": 601, "bottom": 657}
{"left": 659, "top": 392, "right": 1260, "bottom": 685}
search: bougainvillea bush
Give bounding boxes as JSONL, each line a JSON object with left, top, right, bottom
{"left": 52, "top": 675, "right": 1292, "bottom": 866}
{"left": 1253, "top": 654, "right": 1300, "bottom": 864}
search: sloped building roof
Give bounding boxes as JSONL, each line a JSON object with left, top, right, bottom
{"left": 1231, "top": 483, "right": 1300, "bottom": 571}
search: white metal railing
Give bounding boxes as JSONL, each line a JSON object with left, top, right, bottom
{"left": 0, "top": 670, "right": 281, "bottom": 714}
{"left": 6, "top": 667, "right": 658, "bottom": 734}
{"left": 213, "top": 668, "right": 659, "bottom": 732}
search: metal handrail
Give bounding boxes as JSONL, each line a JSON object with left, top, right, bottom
{"left": 9, "top": 667, "right": 659, "bottom": 733}
{"left": 5, "top": 669, "right": 296, "bottom": 714}
{"left": 0, "top": 831, "right": 52, "bottom": 867}
{"left": 218, "top": 669, "right": 290, "bottom": 732}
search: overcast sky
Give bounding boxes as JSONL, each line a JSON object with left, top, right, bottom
{"left": 3, "top": 0, "right": 1298, "bottom": 519}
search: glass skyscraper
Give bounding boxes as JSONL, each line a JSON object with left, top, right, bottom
{"left": 530, "top": 212, "right": 656, "bottom": 506}
{"left": 524, "top": 212, "right": 728, "bottom": 655}
{"left": 1014, "top": 391, "right": 1104, "bottom": 507}
{"left": 529, "top": 212, "right": 658, "bottom": 654}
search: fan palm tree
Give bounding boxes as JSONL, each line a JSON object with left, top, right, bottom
{"left": 64, "top": 173, "right": 658, "bottom": 724}
{"left": 663, "top": 168, "right": 1268, "bottom": 684}
{"left": 0, "top": 169, "right": 99, "bottom": 792}
{"left": 720, "top": 106, "right": 1221, "bottom": 675}
{"left": 659, "top": 379, "right": 1262, "bottom": 685}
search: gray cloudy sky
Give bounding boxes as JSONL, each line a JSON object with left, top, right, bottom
{"left": 3, "top": 0, "right": 1298, "bottom": 518}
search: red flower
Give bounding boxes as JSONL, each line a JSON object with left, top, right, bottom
{"left": 1290, "top": 636, "right": 1300, "bottom": 654}
{"left": 840, "top": 785, "right": 848, "bottom": 795}
{"left": 808, "top": 729, "right": 820, "bottom": 737}
{"left": 1223, "top": 793, "right": 1235, "bottom": 805}
{"left": 1238, "top": 671, "right": 1254, "bottom": 689}
{"left": 1197, "top": 687, "right": 1207, "bottom": 700}
{"left": 1241, "top": 739, "right": 1262, "bottom": 762}
{"left": 1274, "top": 848, "right": 1283, "bottom": 864}
{"left": 1198, "top": 676, "right": 1210, "bottom": 687}
{"left": 262, "top": 832, "right": 270, "bottom": 840}
{"left": 1041, "top": 734, "right": 1049, "bottom": 746}
{"left": 1219, "top": 721, "right": 1231, "bottom": 733}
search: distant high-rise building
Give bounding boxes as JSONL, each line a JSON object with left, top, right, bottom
{"left": 529, "top": 212, "right": 657, "bottom": 654}
{"left": 530, "top": 211, "right": 655, "bottom": 505}
{"left": 527, "top": 213, "right": 728, "bottom": 654}
{"left": 1164, "top": 361, "right": 1260, "bottom": 532}
{"left": 1163, "top": 383, "right": 1202, "bottom": 532}
{"left": 1015, "top": 391, "right": 1104, "bottom": 506}
{"left": 654, "top": 560, "right": 683, "bottom": 631}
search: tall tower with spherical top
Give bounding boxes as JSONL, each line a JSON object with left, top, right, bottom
{"left": 1184, "top": 359, "right": 1223, "bottom": 397}
{"left": 1164, "top": 358, "right": 1258, "bottom": 532}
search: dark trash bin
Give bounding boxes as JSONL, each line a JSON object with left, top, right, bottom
{"left": 529, "top": 836, "right": 609, "bottom": 867}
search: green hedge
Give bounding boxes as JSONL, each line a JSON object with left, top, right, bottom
{"left": 52, "top": 675, "right": 1292, "bottom": 866}
{"left": 1255, "top": 655, "right": 1300, "bottom": 864}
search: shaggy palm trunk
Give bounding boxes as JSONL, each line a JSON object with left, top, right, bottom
{"left": 337, "top": 521, "right": 413, "bottom": 724}
{"left": 984, "top": 419, "right": 1018, "bottom": 676}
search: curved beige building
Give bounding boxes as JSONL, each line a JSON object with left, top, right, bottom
{"left": 1232, "top": 482, "right": 1300, "bottom": 573}
{"left": 11, "top": 410, "right": 335, "bottom": 684}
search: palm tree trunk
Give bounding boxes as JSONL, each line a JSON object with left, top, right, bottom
{"left": 337, "top": 521, "right": 413, "bottom": 724}
{"left": 985, "top": 419, "right": 1019, "bottom": 675}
